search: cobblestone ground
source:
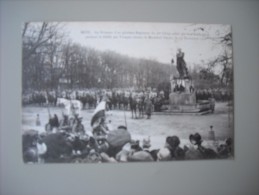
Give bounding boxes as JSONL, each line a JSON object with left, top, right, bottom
{"left": 22, "top": 102, "right": 233, "bottom": 150}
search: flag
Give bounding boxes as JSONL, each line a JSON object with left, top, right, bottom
{"left": 91, "top": 101, "right": 106, "bottom": 126}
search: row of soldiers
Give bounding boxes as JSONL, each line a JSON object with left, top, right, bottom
{"left": 22, "top": 87, "right": 232, "bottom": 111}
{"left": 22, "top": 89, "right": 159, "bottom": 109}
{"left": 196, "top": 88, "right": 233, "bottom": 101}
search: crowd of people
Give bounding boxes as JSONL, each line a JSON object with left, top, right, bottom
{"left": 23, "top": 111, "right": 233, "bottom": 163}
{"left": 22, "top": 86, "right": 233, "bottom": 163}
{"left": 22, "top": 87, "right": 232, "bottom": 114}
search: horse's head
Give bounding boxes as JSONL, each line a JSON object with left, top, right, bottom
{"left": 57, "top": 98, "right": 69, "bottom": 107}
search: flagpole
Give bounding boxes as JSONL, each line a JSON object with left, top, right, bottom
{"left": 123, "top": 90, "right": 128, "bottom": 129}
{"left": 46, "top": 90, "right": 51, "bottom": 119}
{"left": 123, "top": 108, "right": 127, "bottom": 129}
{"left": 47, "top": 106, "right": 51, "bottom": 119}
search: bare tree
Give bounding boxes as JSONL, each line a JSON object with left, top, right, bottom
{"left": 22, "top": 22, "right": 65, "bottom": 91}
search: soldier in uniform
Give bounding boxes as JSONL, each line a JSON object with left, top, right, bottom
{"left": 145, "top": 97, "right": 152, "bottom": 119}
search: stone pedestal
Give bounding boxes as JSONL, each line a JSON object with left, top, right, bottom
{"left": 169, "top": 93, "right": 196, "bottom": 107}
{"left": 168, "top": 77, "right": 213, "bottom": 114}
{"left": 169, "top": 92, "right": 197, "bottom": 111}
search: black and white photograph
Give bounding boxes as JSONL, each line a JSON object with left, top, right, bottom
{"left": 22, "top": 22, "right": 234, "bottom": 164}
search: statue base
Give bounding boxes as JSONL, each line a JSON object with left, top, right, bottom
{"left": 168, "top": 77, "right": 214, "bottom": 114}
{"left": 168, "top": 92, "right": 214, "bottom": 114}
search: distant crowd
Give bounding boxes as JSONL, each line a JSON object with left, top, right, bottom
{"left": 22, "top": 87, "right": 232, "bottom": 111}
{"left": 195, "top": 88, "right": 232, "bottom": 101}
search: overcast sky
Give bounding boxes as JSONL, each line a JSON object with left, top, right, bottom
{"left": 62, "top": 22, "right": 231, "bottom": 68}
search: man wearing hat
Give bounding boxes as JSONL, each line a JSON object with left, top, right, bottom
{"left": 59, "top": 113, "right": 71, "bottom": 132}
{"left": 217, "top": 137, "right": 233, "bottom": 158}
{"left": 189, "top": 132, "right": 218, "bottom": 159}
{"left": 127, "top": 140, "right": 154, "bottom": 162}
{"left": 142, "top": 136, "right": 151, "bottom": 150}
{"left": 157, "top": 148, "right": 172, "bottom": 161}
{"left": 165, "top": 135, "right": 185, "bottom": 160}
{"left": 72, "top": 117, "right": 85, "bottom": 135}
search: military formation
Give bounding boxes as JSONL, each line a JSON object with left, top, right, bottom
{"left": 22, "top": 87, "right": 232, "bottom": 113}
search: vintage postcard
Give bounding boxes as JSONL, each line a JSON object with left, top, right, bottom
{"left": 22, "top": 22, "right": 233, "bottom": 163}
